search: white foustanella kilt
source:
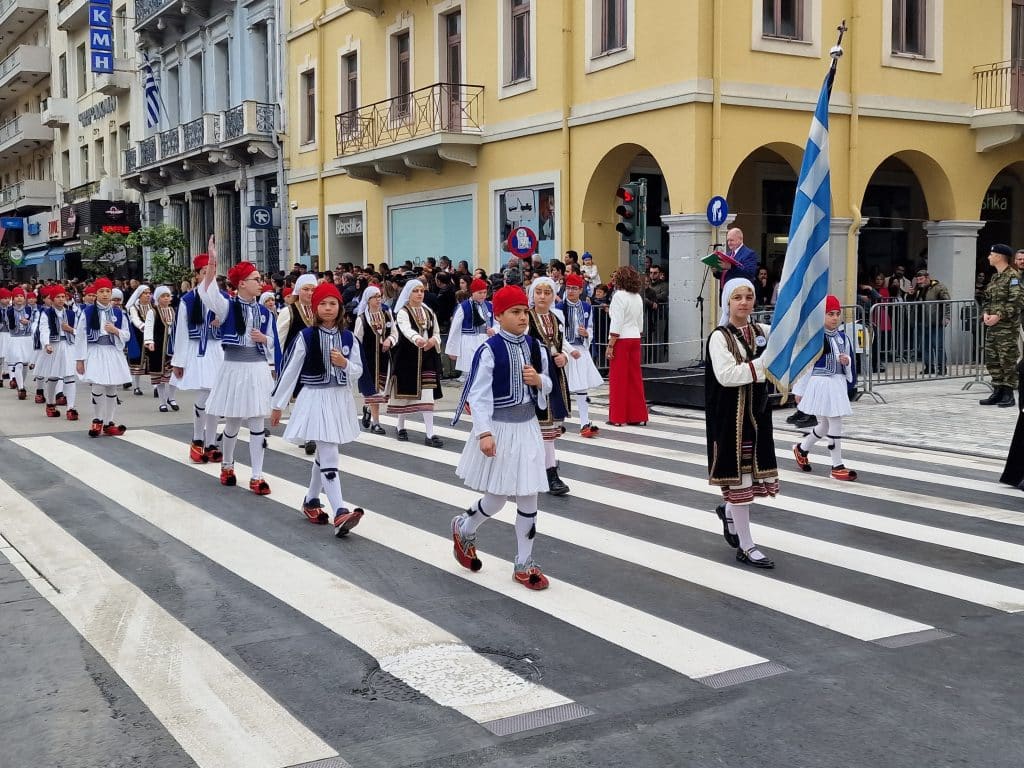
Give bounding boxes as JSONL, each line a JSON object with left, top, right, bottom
{"left": 564, "top": 344, "right": 605, "bottom": 392}
{"left": 792, "top": 372, "right": 852, "bottom": 418}
{"left": 5, "top": 335, "right": 33, "bottom": 365}
{"left": 207, "top": 360, "right": 273, "bottom": 418}
{"left": 456, "top": 332, "right": 488, "bottom": 371}
{"left": 82, "top": 344, "right": 132, "bottom": 386}
{"left": 0, "top": 331, "right": 7, "bottom": 360}
{"left": 283, "top": 384, "right": 362, "bottom": 446}
{"left": 456, "top": 418, "right": 548, "bottom": 497}
{"left": 34, "top": 342, "right": 76, "bottom": 380}
{"left": 170, "top": 339, "right": 224, "bottom": 391}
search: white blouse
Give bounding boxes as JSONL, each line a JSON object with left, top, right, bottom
{"left": 608, "top": 290, "right": 643, "bottom": 339}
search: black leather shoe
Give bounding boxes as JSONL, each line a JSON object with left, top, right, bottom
{"left": 736, "top": 547, "right": 774, "bottom": 569}
{"left": 397, "top": 429, "right": 408, "bottom": 441}
{"left": 369, "top": 424, "right": 386, "bottom": 435}
{"left": 361, "top": 406, "right": 371, "bottom": 429}
{"left": 980, "top": 387, "right": 1001, "bottom": 405}
{"left": 424, "top": 435, "right": 444, "bottom": 448}
{"left": 546, "top": 466, "right": 570, "bottom": 496}
{"left": 715, "top": 505, "right": 740, "bottom": 548}
{"left": 997, "top": 387, "right": 1016, "bottom": 408}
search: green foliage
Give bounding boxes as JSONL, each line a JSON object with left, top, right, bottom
{"left": 81, "top": 231, "right": 126, "bottom": 277}
{"left": 126, "top": 225, "right": 190, "bottom": 286}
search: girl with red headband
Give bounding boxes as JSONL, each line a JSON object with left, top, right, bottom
{"left": 73, "top": 278, "right": 132, "bottom": 437}
{"left": 36, "top": 285, "right": 80, "bottom": 420}
{"left": 444, "top": 277, "right": 495, "bottom": 382}
{"left": 171, "top": 253, "right": 226, "bottom": 465}
{"left": 198, "top": 236, "right": 279, "bottom": 494}
{"left": 271, "top": 282, "right": 365, "bottom": 537}
{"left": 791, "top": 295, "right": 859, "bottom": 481}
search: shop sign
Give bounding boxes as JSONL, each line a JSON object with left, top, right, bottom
{"left": 334, "top": 215, "right": 363, "bottom": 236}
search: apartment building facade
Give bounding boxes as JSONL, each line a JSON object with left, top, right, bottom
{"left": 285, "top": 0, "right": 1024, "bottom": 361}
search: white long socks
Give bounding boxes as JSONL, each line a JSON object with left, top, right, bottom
{"left": 62, "top": 377, "right": 76, "bottom": 409}
{"left": 460, "top": 493, "right": 505, "bottom": 536}
{"left": 459, "top": 492, "right": 540, "bottom": 566}
{"left": 192, "top": 389, "right": 218, "bottom": 446}
{"left": 574, "top": 393, "right": 590, "bottom": 426}
{"left": 314, "top": 441, "right": 346, "bottom": 513}
{"left": 727, "top": 502, "right": 766, "bottom": 560}
{"left": 799, "top": 415, "right": 845, "bottom": 467}
{"left": 422, "top": 411, "right": 435, "bottom": 439}
{"left": 133, "top": 374, "right": 144, "bottom": 390}
{"left": 44, "top": 379, "right": 57, "bottom": 405}
{"left": 544, "top": 440, "right": 557, "bottom": 470}
{"left": 247, "top": 417, "right": 266, "bottom": 479}
{"left": 221, "top": 417, "right": 242, "bottom": 467}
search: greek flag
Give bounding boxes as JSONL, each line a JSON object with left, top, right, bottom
{"left": 142, "top": 53, "right": 161, "bottom": 129}
{"left": 762, "top": 63, "right": 837, "bottom": 394}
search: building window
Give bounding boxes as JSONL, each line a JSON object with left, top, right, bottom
{"left": 297, "top": 217, "right": 319, "bottom": 268}
{"left": 1013, "top": 0, "right": 1023, "bottom": 65}
{"left": 214, "top": 40, "right": 230, "bottom": 111}
{"left": 96, "top": 138, "right": 105, "bottom": 176}
{"left": 599, "top": 0, "right": 626, "bottom": 54}
{"left": 763, "top": 0, "right": 803, "bottom": 41}
{"left": 892, "top": 0, "right": 926, "bottom": 56}
{"left": 79, "top": 145, "right": 89, "bottom": 184}
{"left": 392, "top": 31, "right": 411, "bottom": 120}
{"left": 343, "top": 52, "right": 358, "bottom": 113}
{"left": 115, "top": 6, "right": 127, "bottom": 58}
{"left": 510, "top": 0, "right": 530, "bottom": 82}
{"left": 300, "top": 69, "right": 316, "bottom": 144}
{"left": 61, "top": 151, "right": 70, "bottom": 186}
{"left": 58, "top": 54, "right": 68, "bottom": 99}
{"left": 75, "top": 44, "right": 87, "bottom": 97}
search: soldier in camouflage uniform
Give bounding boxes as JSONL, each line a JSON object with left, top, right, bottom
{"left": 980, "top": 244, "right": 1022, "bottom": 407}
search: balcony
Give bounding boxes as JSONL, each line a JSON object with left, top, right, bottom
{"left": 41, "top": 96, "right": 74, "bottom": 127}
{"left": 96, "top": 60, "right": 132, "bottom": 95}
{"left": 123, "top": 102, "right": 278, "bottom": 190}
{"left": 971, "top": 60, "right": 1024, "bottom": 152}
{"left": 334, "top": 83, "right": 483, "bottom": 184}
{"left": 0, "top": 178, "right": 58, "bottom": 214}
{"left": 56, "top": 0, "right": 88, "bottom": 31}
{"left": 0, "top": 0, "right": 48, "bottom": 59}
{"left": 0, "top": 113, "right": 54, "bottom": 162}
{"left": 344, "top": 0, "right": 381, "bottom": 13}
{"left": 134, "top": 0, "right": 212, "bottom": 38}
{"left": 0, "top": 46, "right": 50, "bottom": 107}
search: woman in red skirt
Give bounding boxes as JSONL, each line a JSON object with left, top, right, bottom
{"left": 606, "top": 265, "right": 649, "bottom": 426}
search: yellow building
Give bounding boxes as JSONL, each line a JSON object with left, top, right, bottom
{"left": 286, "top": 0, "right": 1024, "bottom": 361}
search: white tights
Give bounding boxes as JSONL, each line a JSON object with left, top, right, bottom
{"left": 799, "top": 415, "right": 845, "bottom": 467}
{"left": 459, "top": 493, "right": 540, "bottom": 565}
{"left": 221, "top": 417, "right": 267, "bottom": 478}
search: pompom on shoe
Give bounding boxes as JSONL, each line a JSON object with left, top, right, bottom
{"left": 792, "top": 444, "right": 812, "bottom": 472}
{"left": 302, "top": 498, "right": 329, "bottom": 524}
{"left": 333, "top": 507, "right": 364, "bottom": 537}
{"left": 204, "top": 445, "right": 223, "bottom": 463}
{"left": 219, "top": 467, "right": 237, "bottom": 486}
{"left": 189, "top": 441, "right": 209, "bottom": 463}
{"left": 451, "top": 515, "right": 482, "bottom": 572}
{"left": 102, "top": 423, "right": 127, "bottom": 436}
{"left": 579, "top": 423, "right": 599, "bottom": 438}
{"left": 513, "top": 560, "right": 550, "bottom": 590}
{"left": 33, "top": 390, "right": 45, "bottom": 404}
{"left": 65, "top": 408, "right": 79, "bottom": 421}
{"left": 249, "top": 477, "right": 272, "bottom": 495}
{"left": 45, "top": 404, "right": 60, "bottom": 418}
{"left": 55, "top": 393, "right": 67, "bottom": 406}
{"left": 87, "top": 419, "right": 103, "bottom": 438}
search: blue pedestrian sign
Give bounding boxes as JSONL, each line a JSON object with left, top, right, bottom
{"left": 249, "top": 206, "right": 274, "bottom": 229}
{"left": 706, "top": 196, "right": 729, "bottom": 228}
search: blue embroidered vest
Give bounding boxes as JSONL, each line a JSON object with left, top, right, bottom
{"left": 556, "top": 299, "right": 593, "bottom": 345}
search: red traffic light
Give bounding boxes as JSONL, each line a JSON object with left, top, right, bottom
{"left": 616, "top": 186, "right": 634, "bottom": 203}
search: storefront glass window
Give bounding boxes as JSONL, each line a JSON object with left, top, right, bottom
{"left": 389, "top": 197, "right": 473, "bottom": 267}
{"left": 497, "top": 185, "right": 555, "bottom": 266}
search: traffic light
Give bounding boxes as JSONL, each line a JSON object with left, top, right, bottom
{"left": 615, "top": 182, "right": 640, "bottom": 243}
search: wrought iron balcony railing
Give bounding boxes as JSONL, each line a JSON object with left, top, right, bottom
{"left": 134, "top": 0, "right": 172, "bottom": 27}
{"left": 124, "top": 146, "right": 137, "bottom": 174}
{"left": 974, "top": 60, "right": 1024, "bottom": 111}
{"left": 335, "top": 82, "right": 484, "bottom": 157}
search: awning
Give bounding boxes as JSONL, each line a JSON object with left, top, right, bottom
{"left": 47, "top": 246, "right": 66, "bottom": 262}
{"left": 19, "top": 245, "right": 47, "bottom": 267}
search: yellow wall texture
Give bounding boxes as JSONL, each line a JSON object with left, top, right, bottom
{"left": 285, "top": 0, "right": 1024, "bottom": 279}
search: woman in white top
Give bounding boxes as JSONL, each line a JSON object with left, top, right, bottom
{"left": 606, "top": 266, "right": 649, "bottom": 426}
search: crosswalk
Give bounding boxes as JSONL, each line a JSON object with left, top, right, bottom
{"left": 1, "top": 403, "right": 1022, "bottom": 767}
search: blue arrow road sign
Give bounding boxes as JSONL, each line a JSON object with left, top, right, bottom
{"left": 249, "top": 206, "right": 274, "bottom": 229}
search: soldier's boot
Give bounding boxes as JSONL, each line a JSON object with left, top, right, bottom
{"left": 997, "top": 386, "right": 1016, "bottom": 408}
{"left": 980, "top": 386, "right": 1002, "bottom": 406}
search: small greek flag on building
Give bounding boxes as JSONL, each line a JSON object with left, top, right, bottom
{"left": 762, "top": 62, "right": 838, "bottom": 394}
{"left": 142, "top": 53, "right": 161, "bottom": 129}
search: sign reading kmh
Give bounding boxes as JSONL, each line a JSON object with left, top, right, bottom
{"left": 89, "top": 0, "right": 114, "bottom": 74}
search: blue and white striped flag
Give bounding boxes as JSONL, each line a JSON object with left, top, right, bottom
{"left": 762, "top": 63, "right": 838, "bottom": 394}
{"left": 142, "top": 53, "right": 161, "bottom": 129}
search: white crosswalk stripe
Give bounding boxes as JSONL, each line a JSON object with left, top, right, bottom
{"left": 2, "top": 405, "right": 1023, "bottom": 755}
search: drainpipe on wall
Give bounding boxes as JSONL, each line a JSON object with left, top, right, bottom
{"left": 846, "top": 2, "right": 861, "bottom": 305}
{"left": 711, "top": 0, "right": 723, "bottom": 198}
{"left": 314, "top": 2, "right": 327, "bottom": 272}
{"left": 560, "top": 0, "right": 573, "bottom": 255}
{"left": 271, "top": 0, "right": 289, "bottom": 272}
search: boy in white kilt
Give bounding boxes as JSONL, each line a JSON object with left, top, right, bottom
{"left": 198, "top": 237, "right": 280, "bottom": 495}
{"left": 445, "top": 277, "right": 495, "bottom": 381}
{"left": 0, "top": 287, "right": 10, "bottom": 383}
{"left": 556, "top": 273, "right": 605, "bottom": 437}
{"left": 30, "top": 291, "right": 48, "bottom": 404}
{"left": 36, "top": 285, "right": 80, "bottom": 421}
{"left": 271, "top": 282, "right": 365, "bottom": 537}
{"left": 74, "top": 278, "right": 131, "bottom": 437}
{"left": 6, "top": 288, "right": 35, "bottom": 399}
{"left": 171, "top": 253, "right": 226, "bottom": 464}
{"left": 451, "top": 285, "right": 553, "bottom": 591}
{"left": 792, "top": 294, "right": 858, "bottom": 481}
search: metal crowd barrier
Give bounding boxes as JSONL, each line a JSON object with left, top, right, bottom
{"left": 590, "top": 303, "right": 670, "bottom": 372}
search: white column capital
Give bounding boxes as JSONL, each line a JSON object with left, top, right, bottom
{"left": 922, "top": 220, "right": 986, "bottom": 238}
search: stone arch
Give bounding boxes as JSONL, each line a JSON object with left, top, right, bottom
{"left": 973, "top": 161, "right": 1024, "bottom": 256}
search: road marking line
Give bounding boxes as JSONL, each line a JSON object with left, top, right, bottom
{"left": 124, "top": 430, "right": 774, "bottom": 683}
{"left": 361, "top": 422, "right": 1024, "bottom": 612}
{"left": 0, "top": 476, "right": 340, "bottom": 768}
{"left": 16, "top": 436, "right": 573, "bottom": 726}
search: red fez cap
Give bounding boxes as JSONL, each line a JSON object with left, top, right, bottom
{"left": 26, "top": 291, "right": 36, "bottom": 300}
{"left": 227, "top": 262, "right": 258, "bottom": 287}
{"left": 492, "top": 285, "right": 528, "bottom": 317}
{"left": 825, "top": 295, "right": 841, "bottom": 313}
{"left": 470, "top": 278, "right": 489, "bottom": 293}
{"left": 193, "top": 253, "right": 210, "bottom": 271}
{"left": 93, "top": 277, "right": 113, "bottom": 291}
{"left": 262, "top": 283, "right": 274, "bottom": 293}
{"left": 11, "top": 287, "right": 25, "bottom": 298}
{"left": 282, "top": 286, "right": 293, "bottom": 298}
{"left": 84, "top": 283, "right": 96, "bottom": 295}
{"left": 311, "top": 282, "right": 342, "bottom": 310}
{"left": 565, "top": 273, "right": 585, "bottom": 289}
{"left": 49, "top": 284, "right": 68, "bottom": 299}
{"left": 0, "top": 288, "right": 10, "bottom": 299}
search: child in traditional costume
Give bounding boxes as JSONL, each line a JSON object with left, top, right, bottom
{"left": 271, "top": 282, "right": 365, "bottom": 536}
{"left": 74, "top": 278, "right": 131, "bottom": 437}
{"left": 352, "top": 285, "right": 394, "bottom": 435}
{"left": 445, "top": 278, "right": 495, "bottom": 382}
{"left": 557, "top": 273, "right": 604, "bottom": 437}
{"left": 0, "top": 287, "right": 10, "bottom": 383}
{"left": 791, "top": 295, "right": 858, "bottom": 481}
{"left": 451, "top": 285, "right": 553, "bottom": 590}
{"left": 705, "top": 277, "right": 778, "bottom": 569}
{"left": 145, "top": 286, "right": 178, "bottom": 412}
{"left": 7, "top": 288, "right": 37, "bottom": 400}
{"left": 36, "top": 285, "right": 79, "bottom": 420}
{"left": 126, "top": 285, "right": 151, "bottom": 395}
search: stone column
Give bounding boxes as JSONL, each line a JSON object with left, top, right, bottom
{"left": 186, "top": 192, "right": 206, "bottom": 258}
{"left": 923, "top": 219, "right": 985, "bottom": 363}
{"left": 828, "top": 217, "right": 867, "bottom": 303}
{"left": 662, "top": 213, "right": 724, "bottom": 365}
{"left": 212, "top": 186, "right": 232, "bottom": 264}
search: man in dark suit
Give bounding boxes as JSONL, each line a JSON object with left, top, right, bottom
{"left": 720, "top": 227, "right": 759, "bottom": 288}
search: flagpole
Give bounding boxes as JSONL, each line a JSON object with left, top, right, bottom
{"left": 142, "top": 51, "right": 170, "bottom": 133}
